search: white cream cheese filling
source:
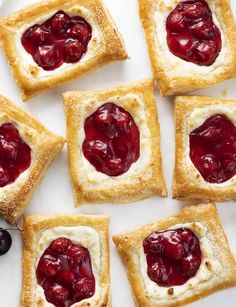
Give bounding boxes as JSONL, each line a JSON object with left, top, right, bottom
{"left": 153, "top": 0, "right": 231, "bottom": 78}
{"left": 139, "top": 222, "right": 221, "bottom": 305}
{"left": 15, "top": 6, "right": 102, "bottom": 80}
{"left": 34, "top": 226, "right": 101, "bottom": 307}
{"left": 77, "top": 93, "right": 152, "bottom": 189}
{"left": 185, "top": 105, "right": 236, "bottom": 187}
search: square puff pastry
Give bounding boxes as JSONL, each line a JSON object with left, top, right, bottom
{"left": 0, "top": 95, "right": 65, "bottom": 224}
{"left": 21, "top": 214, "right": 110, "bottom": 307}
{"left": 113, "top": 203, "right": 236, "bottom": 307}
{"left": 173, "top": 95, "right": 236, "bottom": 201}
{"left": 139, "top": 0, "right": 236, "bottom": 96}
{"left": 0, "top": 0, "right": 128, "bottom": 101}
{"left": 63, "top": 78, "right": 167, "bottom": 205}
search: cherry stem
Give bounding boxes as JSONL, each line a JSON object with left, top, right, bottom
{"left": 15, "top": 223, "right": 23, "bottom": 232}
{"left": 1, "top": 223, "right": 23, "bottom": 232}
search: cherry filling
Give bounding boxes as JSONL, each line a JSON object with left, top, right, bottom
{"left": 0, "top": 123, "right": 31, "bottom": 187}
{"left": 36, "top": 238, "right": 95, "bottom": 307}
{"left": 82, "top": 103, "right": 140, "bottom": 176}
{"left": 190, "top": 114, "right": 236, "bottom": 184}
{"left": 166, "top": 0, "right": 222, "bottom": 66}
{"left": 143, "top": 228, "right": 202, "bottom": 287}
{"left": 21, "top": 11, "right": 92, "bottom": 71}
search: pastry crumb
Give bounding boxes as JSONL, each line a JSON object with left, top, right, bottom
{"left": 205, "top": 260, "right": 212, "bottom": 270}
{"left": 221, "top": 89, "right": 228, "bottom": 98}
{"left": 168, "top": 288, "right": 174, "bottom": 295}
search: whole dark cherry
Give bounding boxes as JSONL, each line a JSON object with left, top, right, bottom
{"left": 190, "top": 114, "right": 236, "bottom": 184}
{"left": 0, "top": 123, "right": 31, "bottom": 187}
{"left": 0, "top": 224, "right": 22, "bottom": 256}
{"left": 21, "top": 11, "right": 92, "bottom": 71}
{"left": 36, "top": 237, "right": 95, "bottom": 307}
{"left": 166, "top": 0, "right": 222, "bottom": 66}
{"left": 143, "top": 228, "right": 202, "bottom": 287}
{"left": 0, "top": 228, "right": 12, "bottom": 256}
{"left": 82, "top": 103, "right": 140, "bottom": 176}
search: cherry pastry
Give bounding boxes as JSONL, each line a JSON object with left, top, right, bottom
{"left": 113, "top": 203, "right": 236, "bottom": 306}
{"left": 64, "top": 79, "right": 167, "bottom": 204}
{"left": 0, "top": 0, "right": 128, "bottom": 101}
{"left": 0, "top": 95, "right": 64, "bottom": 224}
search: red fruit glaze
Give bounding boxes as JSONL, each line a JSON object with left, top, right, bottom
{"left": 143, "top": 228, "right": 202, "bottom": 287}
{"left": 166, "top": 0, "right": 222, "bottom": 66}
{"left": 190, "top": 114, "right": 236, "bottom": 184}
{"left": 36, "top": 237, "right": 95, "bottom": 307}
{"left": 0, "top": 123, "right": 31, "bottom": 187}
{"left": 21, "top": 11, "right": 92, "bottom": 71}
{"left": 82, "top": 103, "right": 140, "bottom": 176}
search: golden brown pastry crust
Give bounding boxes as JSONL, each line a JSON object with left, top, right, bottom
{"left": 113, "top": 203, "right": 236, "bottom": 307}
{"left": 0, "top": 95, "right": 65, "bottom": 224}
{"left": 21, "top": 214, "right": 111, "bottom": 307}
{"left": 139, "top": 0, "right": 236, "bottom": 96}
{"left": 0, "top": 0, "right": 128, "bottom": 101}
{"left": 63, "top": 78, "right": 167, "bottom": 205}
{"left": 173, "top": 95, "right": 236, "bottom": 201}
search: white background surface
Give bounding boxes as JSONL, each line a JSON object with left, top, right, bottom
{"left": 0, "top": 0, "right": 236, "bottom": 306}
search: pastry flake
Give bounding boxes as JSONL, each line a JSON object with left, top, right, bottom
{"left": 139, "top": 0, "right": 236, "bottom": 96}
{"left": 173, "top": 95, "right": 236, "bottom": 201}
{"left": 21, "top": 214, "right": 110, "bottom": 306}
{"left": 113, "top": 203, "right": 236, "bottom": 307}
{"left": 0, "top": 95, "right": 65, "bottom": 224}
{"left": 63, "top": 78, "right": 167, "bottom": 205}
{"left": 0, "top": 0, "right": 128, "bottom": 101}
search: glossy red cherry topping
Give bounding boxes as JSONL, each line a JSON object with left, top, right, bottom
{"left": 21, "top": 11, "right": 92, "bottom": 71}
{"left": 82, "top": 103, "right": 140, "bottom": 176}
{"left": 190, "top": 114, "right": 236, "bottom": 184}
{"left": 36, "top": 237, "right": 95, "bottom": 307}
{"left": 143, "top": 228, "right": 202, "bottom": 287}
{"left": 166, "top": 0, "right": 222, "bottom": 66}
{"left": 0, "top": 123, "right": 31, "bottom": 187}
